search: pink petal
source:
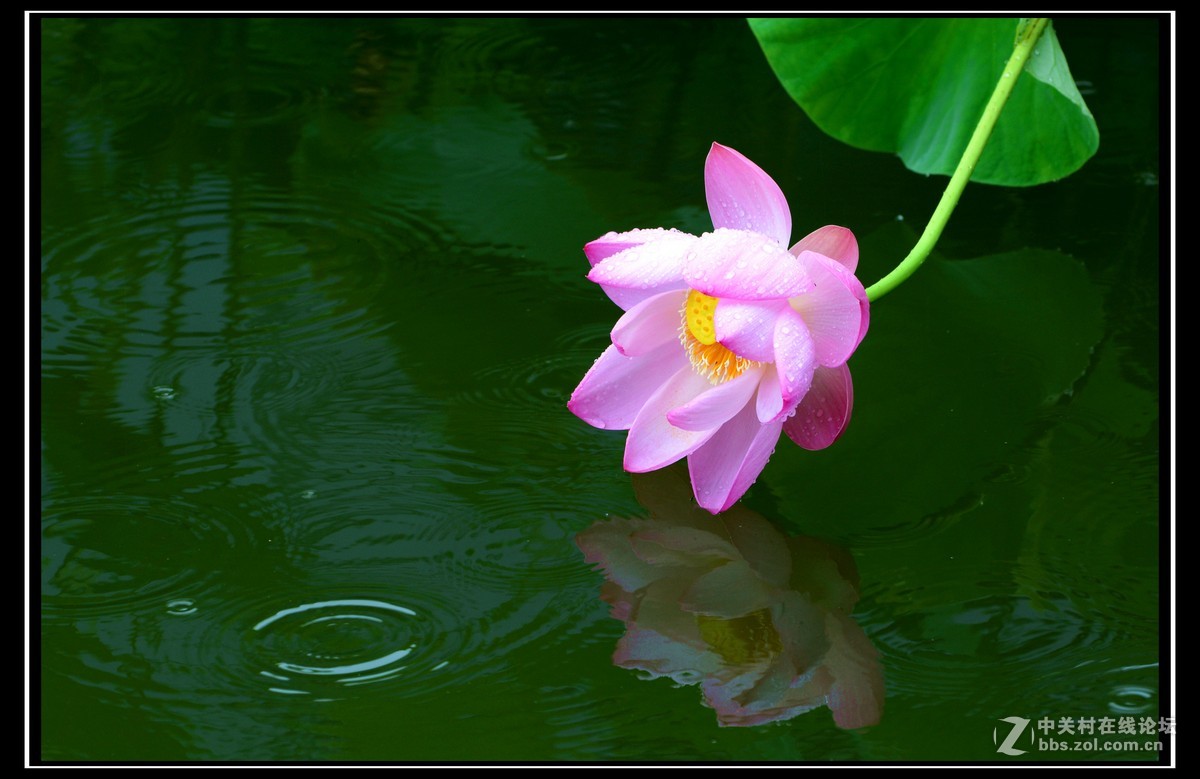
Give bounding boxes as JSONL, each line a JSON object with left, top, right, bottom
{"left": 801, "top": 252, "right": 868, "bottom": 350}
{"left": 735, "top": 653, "right": 825, "bottom": 716}
{"left": 755, "top": 364, "right": 783, "bottom": 423}
{"left": 811, "top": 253, "right": 871, "bottom": 349}
{"left": 712, "top": 298, "right": 786, "bottom": 362}
{"left": 613, "top": 576, "right": 723, "bottom": 682}
{"left": 613, "top": 625, "right": 720, "bottom": 681}
{"left": 703, "top": 645, "right": 814, "bottom": 726}
{"left": 624, "top": 367, "right": 720, "bottom": 472}
{"left": 790, "top": 251, "right": 864, "bottom": 368}
{"left": 687, "top": 400, "right": 784, "bottom": 514}
{"left": 568, "top": 341, "right": 688, "bottom": 431}
{"left": 600, "top": 580, "right": 635, "bottom": 621}
{"left": 679, "top": 559, "right": 772, "bottom": 618}
{"left": 584, "top": 227, "right": 692, "bottom": 266}
{"left": 773, "top": 307, "right": 817, "bottom": 420}
{"left": 786, "top": 534, "right": 862, "bottom": 611}
{"left": 611, "top": 289, "right": 687, "bottom": 357}
{"left": 721, "top": 511, "right": 793, "bottom": 589}
{"left": 623, "top": 576, "right": 706, "bottom": 647}
{"left": 771, "top": 591, "right": 835, "bottom": 674}
{"left": 783, "top": 363, "right": 854, "bottom": 451}
{"left": 824, "top": 612, "right": 885, "bottom": 729}
{"left": 576, "top": 518, "right": 666, "bottom": 593}
{"left": 682, "top": 228, "right": 812, "bottom": 301}
{"left": 629, "top": 526, "right": 740, "bottom": 567}
{"left": 790, "top": 225, "right": 859, "bottom": 273}
{"left": 666, "top": 367, "right": 763, "bottom": 432}
{"left": 704, "top": 143, "right": 792, "bottom": 248}
{"left": 586, "top": 230, "right": 696, "bottom": 311}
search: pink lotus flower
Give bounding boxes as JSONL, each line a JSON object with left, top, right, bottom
{"left": 569, "top": 143, "right": 869, "bottom": 513}
{"left": 576, "top": 467, "right": 884, "bottom": 729}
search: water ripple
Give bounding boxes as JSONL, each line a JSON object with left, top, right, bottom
{"left": 41, "top": 178, "right": 448, "bottom": 465}
{"left": 247, "top": 597, "right": 427, "bottom": 696}
{"left": 41, "top": 494, "right": 256, "bottom": 621}
{"left": 44, "top": 563, "right": 599, "bottom": 711}
{"left": 198, "top": 73, "right": 315, "bottom": 129}
{"left": 859, "top": 562, "right": 1134, "bottom": 713}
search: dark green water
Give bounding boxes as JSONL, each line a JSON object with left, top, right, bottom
{"left": 37, "top": 16, "right": 1165, "bottom": 763}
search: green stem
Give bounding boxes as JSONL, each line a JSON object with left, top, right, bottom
{"left": 864, "top": 17, "right": 1050, "bottom": 302}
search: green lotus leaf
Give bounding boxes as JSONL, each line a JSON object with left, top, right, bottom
{"left": 748, "top": 17, "right": 1099, "bottom": 186}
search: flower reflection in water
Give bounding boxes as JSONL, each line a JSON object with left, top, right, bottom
{"left": 577, "top": 466, "right": 884, "bottom": 728}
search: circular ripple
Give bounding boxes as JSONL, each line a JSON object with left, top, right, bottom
{"left": 248, "top": 599, "right": 423, "bottom": 694}
{"left": 41, "top": 181, "right": 451, "bottom": 464}
{"left": 1108, "top": 686, "right": 1154, "bottom": 715}
{"left": 356, "top": 102, "right": 545, "bottom": 196}
{"left": 41, "top": 494, "right": 252, "bottom": 620}
{"left": 42, "top": 19, "right": 194, "bottom": 117}
{"left": 859, "top": 564, "right": 1121, "bottom": 709}
{"left": 1107, "top": 681, "right": 1158, "bottom": 716}
{"left": 433, "top": 377, "right": 621, "bottom": 591}
{"left": 210, "top": 581, "right": 475, "bottom": 701}
{"left": 435, "top": 513, "right": 597, "bottom": 593}
{"left": 199, "top": 79, "right": 314, "bottom": 128}
{"left": 44, "top": 562, "right": 601, "bottom": 718}
{"left": 40, "top": 178, "right": 442, "bottom": 302}
{"left": 429, "top": 18, "right": 547, "bottom": 93}
{"left": 837, "top": 499, "right": 982, "bottom": 548}
{"left": 474, "top": 325, "right": 607, "bottom": 389}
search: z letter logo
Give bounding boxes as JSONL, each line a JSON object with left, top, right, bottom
{"left": 994, "top": 716, "right": 1031, "bottom": 756}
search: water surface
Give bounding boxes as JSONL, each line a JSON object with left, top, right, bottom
{"left": 38, "top": 15, "right": 1165, "bottom": 763}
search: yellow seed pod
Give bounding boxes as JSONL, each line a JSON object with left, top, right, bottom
{"left": 685, "top": 289, "right": 719, "bottom": 345}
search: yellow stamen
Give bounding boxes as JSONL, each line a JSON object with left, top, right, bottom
{"left": 697, "top": 609, "right": 782, "bottom": 665}
{"left": 680, "top": 289, "right": 761, "bottom": 385}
